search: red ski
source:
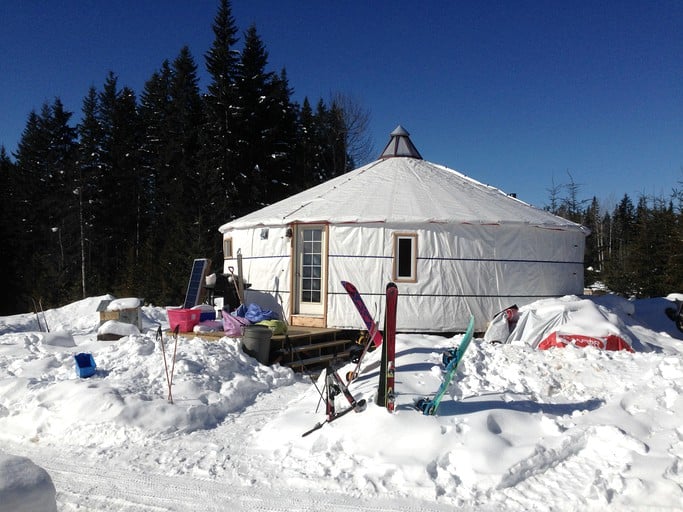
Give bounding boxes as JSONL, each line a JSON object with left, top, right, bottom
{"left": 341, "top": 281, "right": 383, "bottom": 348}
{"left": 377, "top": 282, "right": 398, "bottom": 411}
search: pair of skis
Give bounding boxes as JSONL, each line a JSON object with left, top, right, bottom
{"left": 341, "top": 280, "right": 397, "bottom": 412}
{"left": 301, "top": 282, "right": 397, "bottom": 436}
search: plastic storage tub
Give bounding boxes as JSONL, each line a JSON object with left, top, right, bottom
{"left": 167, "top": 308, "right": 200, "bottom": 332}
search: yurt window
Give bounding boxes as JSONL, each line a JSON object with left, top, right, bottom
{"left": 223, "top": 238, "right": 233, "bottom": 259}
{"left": 393, "top": 233, "right": 417, "bottom": 282}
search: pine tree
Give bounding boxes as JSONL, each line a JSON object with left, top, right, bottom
{"left": 266, "top": 68, "right": 297, "bottom": 202}
{"left": 76, "top": 86, "right": 104, "bottom": 296}
{"left": 603, "top": 194, "right": 637, "bottom": 294}
{"left": 233, "top": 25, "right": 296, "bottom": 214}
{"left": 292, "top": 97, "right": 318, "bottom": 192}
{"left": 201, "top": 0, "right": 240, "bottom": 229}
{"left": 138, "top": 61, "right": 174, "bottom": 303}
{"left": 12, "top": 101, "right": 78, "bottom": 307}
{"left": 139, "top": 47, "right": 206, "bottom": 305}
{"left": 97, "top": 72, "right": 143, "bottom": 295}
{"left": 0, "top": 147, "right": 21, "bottom": 313}
{"left": 583, "top": 196, "right": 603, "bottom": 285}
{"left": 170, "top": 46, "right": 209, "bottom": 254}
{"left": 42, "top": 99, "right": 78, "bottom": 305}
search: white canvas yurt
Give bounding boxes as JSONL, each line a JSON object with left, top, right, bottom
{"left": 219, "top": 126, "right": 589, "bottom": 332}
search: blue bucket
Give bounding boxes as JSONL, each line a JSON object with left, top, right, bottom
{"left": 74, "top": 353, "right": 96, "bottom": 378}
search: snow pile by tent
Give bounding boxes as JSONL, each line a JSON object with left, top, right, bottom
{"left": 0, "top": 294, "right": 682, "bottom": 510}
{"left": 484, "top": 295, "right": 649, "bottom": 352}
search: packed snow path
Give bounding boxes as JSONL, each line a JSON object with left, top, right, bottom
{"left": 3, "top": 384, "right": 454, "bottom": 512}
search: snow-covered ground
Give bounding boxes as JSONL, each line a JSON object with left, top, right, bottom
{"left": 1, "top": 294, "right": 682, "bottom": 511}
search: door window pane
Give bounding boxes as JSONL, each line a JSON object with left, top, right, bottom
{"left": 301, "top": 228, "right": 323, "bottom": 304}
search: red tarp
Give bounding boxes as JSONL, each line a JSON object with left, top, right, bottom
{"left": 538, "top": 332, "right": 634, "bottom": 353}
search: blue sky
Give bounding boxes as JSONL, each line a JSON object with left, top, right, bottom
{"left": 1, "top": 1, "right": 681, "bottom": 209}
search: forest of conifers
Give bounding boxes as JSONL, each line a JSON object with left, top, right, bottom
{"left": 1, "top": 0, "right": 681, "bottom": 315}
{"left": 0, "top": 1, "right": 366, "bottom": 314}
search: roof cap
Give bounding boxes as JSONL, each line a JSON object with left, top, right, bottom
{"left": 379, "top": 125, "right": 423, "bottom": 159}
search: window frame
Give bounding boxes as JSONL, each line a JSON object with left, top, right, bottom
{"left": 392, "top": 232, "right": 418, "bottom": 283}
{"left": 223, "top": 237, "right": 233, "bottom": 259}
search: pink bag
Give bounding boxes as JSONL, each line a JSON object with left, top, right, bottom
{"left": 222, "top": 310, "right": 251, "bottom": 337}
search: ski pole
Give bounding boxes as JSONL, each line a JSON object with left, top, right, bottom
{"left": 167, "top": 325, "right": 180, "bottom": 404}
{"left": 39, "top": 299, "right": 50, "bottom": 333}
{"left": 31, "top": 298, "right": 43, "bottom": 332}
{"left": 286, "top": 335, "right": 326, "bottom": 411}
{"left": 157, "top": 326, "right": 172, "bottom": 401}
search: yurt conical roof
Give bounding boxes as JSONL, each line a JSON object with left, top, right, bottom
{"left": 219, "top": 126, "right": 586, "bottom": 233}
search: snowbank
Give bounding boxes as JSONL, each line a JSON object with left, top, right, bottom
{"left": 0, "top": 452, "right": 57, "bottom": 512}
{"left": 0, "top": 294, "right": 682, "bottom": 510}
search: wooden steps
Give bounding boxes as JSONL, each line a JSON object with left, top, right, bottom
{"left": 187, "top": 326, "right": 360, "bottom": 372}
{"left": 271, "top": 328, "right": 356, "bottom": 371}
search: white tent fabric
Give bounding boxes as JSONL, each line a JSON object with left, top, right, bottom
{"left": 219, "top": 157, "right": 588, "bottom": 232}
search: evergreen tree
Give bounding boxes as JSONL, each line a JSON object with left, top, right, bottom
{"left": 325, "top": 99, "right": 351, "bottom": 177}
{"left": 313, "top": 99, "right": 337, "bottom": 182}
{"left": 0, "top": 147, "right": 21, "bottom": 313}
{"left": 10, "top": 112, "right": 43, "bottom": 309}
{"left": 233, "top": 25, "right": 296, "bottom": 214}
{"left": 138, "top": 47, "right": 206, "bottom": 305}
{"left": 1, "top": 0, "right": 386, "bottom": 310}
{"left": 201, "top": 0, "right": 240, "bottom": 231}
{"left": 170, "top": 46, "right": 210, "bottom": 253}
{"left": 266, "top": 68, "right": 298, "bottom": 201}
{"left": 292, "top": 97, "right": 318, "bottom": 192}
{"left": 627, "top": 197, "right": 673, "bottom": 297}
{"left": 555, "top": 171, "right": 585, "bottom": 224}
{"left": 664, "top": 205, "right": 683, "bottom": 293}
{"left": 96, "top": 72, "right": 143, "bottom": 295}
{"left": 138, "top": 61, "right": 174, "bottom": 303}
{"left": 603, "top": 194, "right": 637, "bottom": 294}
{"left": 12, "top": 101, "right": 78, "bottom": 308}
{"left": 583, "top": 196, "right": 604, "bottom": 284}
{"left": 42, "top": 99, "right": 78, "bottom": 304}
{"left": 76, "top": 86, "right": 104, "bottom": 297}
